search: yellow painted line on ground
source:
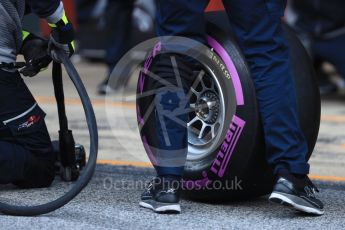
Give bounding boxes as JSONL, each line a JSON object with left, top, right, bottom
{"left": 97, "top": 159, "right": 345, "bottom": 183}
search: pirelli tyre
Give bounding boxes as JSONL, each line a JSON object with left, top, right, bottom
{"left": 136, "top": 21, "right": 320, "bottom": 201}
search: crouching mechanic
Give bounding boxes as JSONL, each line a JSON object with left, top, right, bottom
{"left": 0, "top": 0, "right": 74, "bottom": 188}
{"left": 139, "top": 0, "right": 324, "bottom": 215}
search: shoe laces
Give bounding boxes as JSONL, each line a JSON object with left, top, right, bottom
{"left": 145, "top": 177, "right": 161, "bottom": 192}
{"left": 166, "top": 188, "right": 177, "bottom": 194}
{"left": 305, "top": 176, "right": 320, "bottom": 196}
{"left": 145, "top": 179, "right": 155, "bottom": 191}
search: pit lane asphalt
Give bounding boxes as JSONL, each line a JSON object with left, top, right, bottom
{"left": 1, "top": 164, "right": 344, "bottom": 230}
{"left": 1, "top": 62, "right": 343, "bottom": 229}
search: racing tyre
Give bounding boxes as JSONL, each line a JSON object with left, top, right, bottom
{"left": 136, "top": 21, "right": 320, "bottom": 201}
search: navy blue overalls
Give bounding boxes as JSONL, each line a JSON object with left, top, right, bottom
{"left": 0, "top": 0, "right": 60, "bottom": 188}
{"left": 104, "top": 0, "right": 134, "bottom": 72}
{"left": 151, "top": 0, "right": 309, "bottom": 177}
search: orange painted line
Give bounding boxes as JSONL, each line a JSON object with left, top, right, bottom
{"left": 309, "top": 175, "right": 345, "bottom": 182}
{"left": 96, "top": 159, "right": 345, "bottom": 183}
{"left": 321, "top": 115, "right": 345, "bottom": 123}
{"left": 97, "top": 159, "right": 152, "bottom": 168}
{"left": 35, "top": 95, "right": 345, "bottom": 182}
{"left": 35, "top": 96, "right": 135, "bottom": 109}
{"left": 34, "top": 96, "right": 345, "bottom": 123}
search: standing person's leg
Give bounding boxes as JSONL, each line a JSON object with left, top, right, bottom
{"left": 98, "top": 0, "right": 135, "bottom": 94}
{"left": 313, "top": 34, "right": 345, "bottom": 92}
{"left": 222, "top": 0, "right": 308, "bottom": 176}
{"left": 222, "top": 0, "right": 324, "bottom": 215}
{"left": 152, "top": 0, "right": 209, "bottom": 178}
{"left": 139, "top": 0, "right": 209, "bottom": 213}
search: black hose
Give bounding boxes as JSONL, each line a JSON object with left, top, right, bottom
{"left": 52, "top": 62, "right": 69, "bottom": 131}
{"left": 0, "top": 50, "right": 98, "bottom": 216}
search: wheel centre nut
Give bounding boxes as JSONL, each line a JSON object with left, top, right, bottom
{"left": 195, "top": 91, "right": 219, "bottom": 124}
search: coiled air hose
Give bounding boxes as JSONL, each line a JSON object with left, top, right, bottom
{"left": 0, "top": 50, "right": 98, "bottom": 216}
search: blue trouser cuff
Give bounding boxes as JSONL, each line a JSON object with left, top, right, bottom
{"left": 155, "top": 166, "right": 185, "bottom": 177}
{"left": 274, "top": 162, "right": 310, "bottom": 175}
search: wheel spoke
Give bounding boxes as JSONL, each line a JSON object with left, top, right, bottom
{"left": 200, "top": 76, "right": 206, "bottom": 90}
{"left": 187, "top": 70, "right": 204, "bottom": 99}
{"left": 190, "top": 103, "right": 196, "bottom": 109}
{"left": 187, "top": 116, "right": 199, "bottom": 127}
{"left": 191, "top": 87, "right": 200, "bottom": 97}
{"left": 211, "top": 125, "right": 216, "bottom": 139}
{"left": 198, "top": 122, "right": 207, "bottom": 139}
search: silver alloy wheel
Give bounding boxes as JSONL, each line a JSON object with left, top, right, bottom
{"left": 187, "top": 65, "right": 226, "bottom": 161}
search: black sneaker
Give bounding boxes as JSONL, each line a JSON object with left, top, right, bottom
{"left": 139, "top": 177, "right": 181, "bottom": 214}
{"left": 269, "top": 174, "right": 324, "bottom": 215}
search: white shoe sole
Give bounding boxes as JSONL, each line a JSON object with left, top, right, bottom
{"left": 139, "top": 201, "right": 181, "bottom": 214}
{"left": 269, "top": 192, "right": 324, "bottom": 216}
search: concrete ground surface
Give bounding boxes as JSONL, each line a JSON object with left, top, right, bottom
{"left": 1, "top": 165, "right": 345, "bottom": 230}
{"left": 0, "top": 62, "right": 345, "bottom": 229}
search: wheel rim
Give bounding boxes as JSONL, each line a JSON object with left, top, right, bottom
{"left": 187, "top": 64, "right": 227, "bottom": 161}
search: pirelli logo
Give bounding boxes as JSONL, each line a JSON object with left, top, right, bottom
{"left": 211, "top": 115, "right": 246, "bottom": 178}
